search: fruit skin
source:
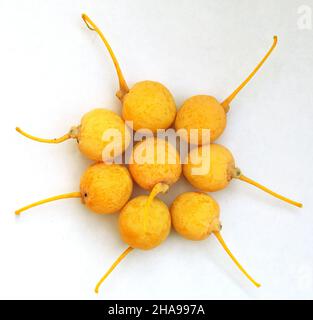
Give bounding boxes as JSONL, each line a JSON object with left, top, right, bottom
{"left": 119, "top": 195, "right": 171, "bottom": 250}
{"left": 183, "top": 144, "right": 235, "bottom": 192}
{"left": 170, "top": 192, "right": 220, "bottom": 241}
{"left": 80, "top": 163, "right": 133, "bottom": 214}
{"left": 77, "top": 109, "right": 131, "bottom": 162}
{"left": 129, "top": 137, "right": 182, "bottom": 190}
{"left": 175, "top": 95, "right": 226, "bottom": 145}
{"left": 122, "top": 81, "right": 176, "bottom": 133}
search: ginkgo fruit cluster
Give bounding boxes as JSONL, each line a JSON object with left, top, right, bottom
{"left": 15, "top": 14, "right": 302, "bottom": 295}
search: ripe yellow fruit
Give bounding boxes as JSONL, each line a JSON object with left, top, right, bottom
{"left": 15, "top": 163, "right": 133, "bottom": 216}
{"left": 175, "top": 95, "right": 226, "bottom": 144}
{"left": 122, "top": 81, "right": 176, "bottom": 132}
{"left": 129, "top": 137, "right": 182, "bottom": 190}
{"left": 183, "top": 144, "right": 302, "bottom": 207}
{"left": 77, "top": 108, "right": 130, "bottom": 162}
{"left": 16, "top": 108, "right": 130, "bottom": 162}
{"left": 119, "top": 195, "right": 171, "bottom": 250}
{"left": 82, "top": 15, "right": 176, "bottom": 133}
{"left": 183, "top": 144, "right": 235, "bottom": 192}
{"left": 80, "top": 163, "right": 133, "bottom": 214}
{"left": 171, "top": 192, "right": 220, "bottom": 240}
{"left": 175, "top": 36, "right": 278, "bottom": 145}
{"left": 94, "top": 183, "right": 170, "bottom": 293}
{"left": 170, "top": 192, "right": 260, "bottom": 287}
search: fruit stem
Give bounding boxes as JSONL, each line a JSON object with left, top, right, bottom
{"left": 15, "top": 192, "right": 82, "bottom": 215}
{"left": 144, "top": 183, "right": 169, "bottom": 232}
{"left": 16, "top": 127, "right": 73, "bottom": 144}
{"left": 213, "top": 231, "right": 260, "bottom": 288}
{"left": 81, "top": 13, "right": 129, "bottom": 99}
{"left": 95, "top": 246, "right": 134, "bottom": 294}
{"left": 238, "top": 173, "right": 302, "bottom": 208}
{"left": 221, "top": 36, "right": 278, "bottom": 111}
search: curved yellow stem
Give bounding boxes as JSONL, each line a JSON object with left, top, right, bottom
{"left": 15, "top": 192, "right": 82, "bottom": 215}
{"left": 95, "top": 246, "right": 134, "bottom": 294}
{"left": 82, "top": 13, "right": 129, "bottom": 99}
{"left": 144, "top": 183, "right": 169, "bottom": 232}
{"left": 221, "top": 36, "right": 278, "bottom": 111}
{"left": 238, "top": 174, "right": 302, "bottom": 208}
{"left": 16, "top": 127, "right": 72, "bottom": 144}
{"left": 214, "top": 231, "right": 260, "bottom": 288}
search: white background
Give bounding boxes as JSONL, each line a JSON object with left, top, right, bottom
{"left": 0, "top": 0, "right": 312, "bottom": 300}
